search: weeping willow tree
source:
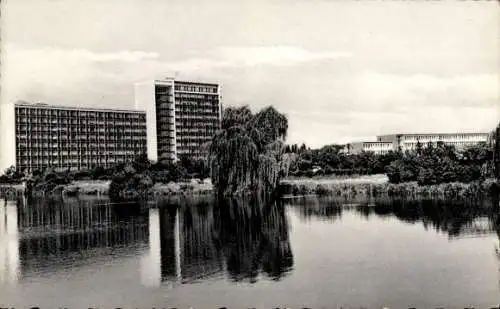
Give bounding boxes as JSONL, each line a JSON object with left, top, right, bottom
{"left": 209, "top": 106, "right": 291, "bottom": 197}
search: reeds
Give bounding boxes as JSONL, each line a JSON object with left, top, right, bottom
{"left": 62, "top": 180, "right": 110, "bottom": 196}
{"left": 280, "top": 177, "right": 499, "bottom": 200}
{"left": 149, "top": 179, "right": 214, "bottom": 197}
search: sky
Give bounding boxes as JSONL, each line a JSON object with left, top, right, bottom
{"left": 1, "top": 0, "right": 499, "bottom": 148}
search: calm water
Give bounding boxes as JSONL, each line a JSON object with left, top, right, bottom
{"left": 0, "top": 195, "right": 499, "bottom": 308}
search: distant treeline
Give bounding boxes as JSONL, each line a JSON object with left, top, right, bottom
{"left": 285, "top": 141, "right": 496, "bottom": 185}
{"left": 0, "top": 141, "right": 496, "bottom": 192}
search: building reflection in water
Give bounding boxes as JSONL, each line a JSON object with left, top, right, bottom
{"left": 142, "top": 197, "right": 294, "bottom": 286}
{"left": 1, "top": 197, "right": 150, "bottom": 282}
{"left": 0, "top": 200, "right": 19, "bottom": 283}
{"left": 1, "top": 195, "right": 294, "bottom": 286}
{"left": 3, "top": 194, "right": 497, "bottom": 287}
{"left": 140, "top": 206, "right": 183, "bottom": 287}
{"left": 141, "top": 208, "right": 162, "bottom": 286}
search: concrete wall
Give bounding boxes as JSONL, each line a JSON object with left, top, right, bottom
{"left": 134, "top": 81, "right": 158, "bottom": 162}
{"left": 0, "top": 102, "right": 16, "bottom": 173}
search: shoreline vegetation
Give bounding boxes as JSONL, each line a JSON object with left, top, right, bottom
{"left": 1, "top": 107, "right": 499, "bottom": 202}
{"left": 1, "top": 174, "right": 499, "bottom": 202}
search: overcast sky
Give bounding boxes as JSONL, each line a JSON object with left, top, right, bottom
{"left": 1, "top": 0, "right": 498, "bottom": 147}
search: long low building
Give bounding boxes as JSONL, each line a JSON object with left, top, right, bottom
{"left": 0, "top": 101, "right": 147, "bottom": 173}
{"left": 346, "top": 132, "right": 490, "bottom": 155}
{"left": 345, "top": 141, "right": 393, "bottom": 155}
{"left": 376, "top": 132, "right": 489, "bottom": 152}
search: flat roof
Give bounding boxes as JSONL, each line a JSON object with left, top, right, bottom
{"left": 347, "top": 141, "right": 393, "bottom": 145}
{"left": 377, "top": 132, "right": 489, "bottom": 137}
{"left": 135, "top": 78, "right": 220, "bottom": 87}
{"left": 174, "top": 80, "right": 219, "bottom": 87}
{"left": 14, "top": 102, "right": 145, "bottom": 114}
{"left": 144, "top": 78, "right": 219, "bottom": 86}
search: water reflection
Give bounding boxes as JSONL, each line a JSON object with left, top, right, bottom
{"left": 0, "top": 200, "right": 19, "bottom": 283}
{"left": 2, "top": 194, "right": 499, "bottom": 294}
{"left": 212, "top": 198, "right": 294, "bottom": 282}
{"left": 142, "top": 197, "right": 294, "bottom": 286}
{"left": 0, "top": 197, "right": 150, "bottom": 283}
{"left": 287, "top": 196, "right": 499, "bottom": 239}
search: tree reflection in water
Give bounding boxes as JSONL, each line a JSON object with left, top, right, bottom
{"left": 288, "top": 194, "right": 500, "bottom": 289}
{"left": 212, "top": 197, "right": 294, "bottom": 282}
{"left": 155, "top": 196, "right": 294, "bottom": 284}
{"left": 287, "top": 195, "right": 498, "bottom": 239}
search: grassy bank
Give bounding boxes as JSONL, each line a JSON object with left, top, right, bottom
{"left": 59, "top": 179, "right": 214, "bottom": 198}
{"left": 280, "top": 175, "right": 500, "bottom": 200}
{"left": 148, "top": 179, "right": 213, "bottom": 198}
{"left": 63, "top": 180, "right": 110, "bottom": 196}
{"left": 6, "top": 173, "right": 499, "bottom": 201}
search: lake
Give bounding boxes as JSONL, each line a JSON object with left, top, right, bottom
{"left": 0, "top": 195, "right": 499, "bottom": 308}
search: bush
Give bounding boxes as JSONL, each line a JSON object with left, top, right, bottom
{"left": 315, "top": 184, "right": 329, "bottom": 196}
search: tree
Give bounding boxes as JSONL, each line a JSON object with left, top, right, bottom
{"left": 416, "top": 139, "right": 423, "bottom": 156}
{"left": 494, "top": 123, "right": 500, "bottom": 180}
{"left": 209, "top": 106, "right": 289, "bottom": 197}
{"left": 299, "top": 143, "right": 307, "bottom": 153}
{"left": 0, "top": 165, "right": 24, "bottom": 183}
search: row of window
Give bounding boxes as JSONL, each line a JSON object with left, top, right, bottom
{"left": 174, "top": 85, "right": 218, "bottom": 93}
{"left": 363, "top": 143, "right": 392, "bottom": 148}
{"left": 16, "top": 108, "right": 145, "bottom": 119}
{"left": 17, "top": 159, "right": 138, "bottom": 170}
{"left": 402, "top": 135, "right": 488, "bottom": 141}
{"left": 17, "top": 146, "right": 144, "bottom": 151}
{"left": 16, "top": 119, "right": 146, "bottom": 126}
{"left": 176, "top": 108, "right": 219, "bottom": 114}
{"left": 403, "top": 141, "right": 482, "bottom": 147}
{"left": 176, "top": 124, "right": 220, "bottom": 130}
{"left": 174, "top": 94, "right": 217, "bottom": 100}
{"left": 18, "top": 132, "right": 146, "bottom": 137}
{"left": 175, "top": 100, "right": 219, "bottom": 107}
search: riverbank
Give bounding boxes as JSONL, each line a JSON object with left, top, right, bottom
{"left": 57, "top": 175, "right": 387, "bottom": 197}
{"left": 62, "top": 179, "right": 214, "bottom": 197}
{"left": 280, "top": 175, "right": 500, "bottom": 200}
{"left": 2, "top": 173, "right": 498, "bottom": 200}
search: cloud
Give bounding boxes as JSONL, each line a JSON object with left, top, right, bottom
{"left": 1, "top": 43, "right": 497, "bottom": 150}
{"left": 0, "top": 44, "right": 351, "bottom": 107}
{"left": 3, "top": 45, "right": 159, "bottom": 64}
{"left": 156, "top": 46, "right": 352, "bottom": 72}
{"left": 81, "top": 50, "right": 160, "bottom": 62}
{"left": 212, "top": 46, "right": 352, "bottom": 67}
{"left": 352, "top": 71, "right": 499, "bottom": 110}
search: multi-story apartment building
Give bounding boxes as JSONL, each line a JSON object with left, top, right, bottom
{"left": 346, "top": 141, "right": 393, "bottom": 155}
{"left": 0, "top": 102, "right": 147, "bottom": 173}
{"left": 134, "top": 78, "right": 222, "bottom": 162}
{"left": 376, "top": 132, "right": 489, "bottom": 152}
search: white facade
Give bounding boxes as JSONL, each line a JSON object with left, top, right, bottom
{"left": 347, "top": 142, "right": 393, "bottom": 155}
{"left": 346, "top": 132, "right": 490, "bottom": 155}
{"left": 0, "top": 102, "right": 16, "bottom": 174}
{"left": 377, "top": 133, "right": 489, "bottom": 152}
{"left": 134, "top": 79, "right": 176, "bottom": 162}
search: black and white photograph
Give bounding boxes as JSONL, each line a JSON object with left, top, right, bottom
{"left": 0, "top": 0, "right": 499, "bottom": 308}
